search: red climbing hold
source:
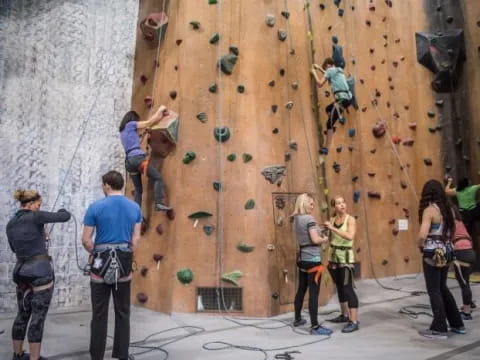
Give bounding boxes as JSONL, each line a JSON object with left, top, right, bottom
{"left": 156, "top": 224, "right": 163, "bottom": 235}
{"left": 166, "top": 209, "right": 175, "bottom": 221}
{"left": 392, "top": 136, "right": 401, "bottom": 144}
{"left": 400, "top": 181, "right": 408, "bottom": 189}
{"left": 153, "top": 254, "right": 164, "bottom": 262}
{"left": 140, "top": 12, "right": 169, "bottom": 44}
{"left": 392, "top": 227, "right": 399, "bottom": 236}
{"left": 388, "top": 219, "right": 396, "bottom": 225}
{"left": 144, "top": 96, "right": 154, "bottom": 108}
{"left": 176, "top": 39, "right": 183, "bottom": 45}
{"left": 140, "top": 266, "right": 148, "bottom": 277}
{"left": 140, "top": 75, "right": 148, "bottom": 85}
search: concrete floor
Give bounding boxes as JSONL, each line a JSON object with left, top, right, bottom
{"left": 1, "top": 275, "right": 479, "bottom": 360}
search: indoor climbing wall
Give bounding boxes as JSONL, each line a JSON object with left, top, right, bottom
{"left": 0, "top": 1, "right": 138, "bottom": 310}
{"left": 131, "top": 0, "right": 480, "bottom": 316}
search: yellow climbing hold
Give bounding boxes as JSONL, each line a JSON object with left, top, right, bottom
{"left": 324, "top": 188, "right": 329, "bottom": 196}
{"left": 307, "top": 31, "right": 313, "bottom": 41}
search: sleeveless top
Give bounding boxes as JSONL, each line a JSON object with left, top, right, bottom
{"left": 328, "top": 214, "right": 354, "bottom": 264}
{"left": 452, "top": 219, "right": 472, "bottom": 250}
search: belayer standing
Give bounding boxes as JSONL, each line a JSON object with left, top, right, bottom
{"left": 119, "top": 105, "right": 171, "bottom": 211}
{"left": 82, "top": 170, "right": 142, "bottom": 360}
{"left": 291, "top": 193, "right": 333, "bottom": 335}
{"left": 6, "top": 190, "right": 71, "bottom": 360}
{"left": 417, "top": 179, "right": 465, "bottom": 339}
{"left": 325, "top": 195, "right": 360, "bottom": 333}
{"left": 445, "top": 177, "right": 480, "bottom": 236}
{"left": 311, "top": 57, "right": 352, "bottom": 154}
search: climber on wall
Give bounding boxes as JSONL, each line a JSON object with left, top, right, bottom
{"left": 325, "top": 195, "right": 360, "bottom": 333}
{"left": 445, "top": 177, "right": 480, "bottom": 237}
{"left": 6, "top": 189, "right": 71, "bottom": 360}
{"left": 311, "top": 57, "right": 352, "bottom": 155}
{"left": 119, "top": 106, "right": 171, "bottom": 211}
{"left": 291, "top": 193, "right": 333, "bottom": 336}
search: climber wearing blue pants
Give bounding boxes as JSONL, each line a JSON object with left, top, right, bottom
{"left": 311, "top": 57, "right": 352, "bottom": 154}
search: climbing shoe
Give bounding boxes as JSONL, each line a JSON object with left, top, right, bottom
{"left": 471, "top": 301, "right": 477, "bottom": 309}
{"left": 155, "top": 203, "right": 172, "bottom": 212}
{"left": 418, "top": 329, "right": 448, "bottom": 339}
{"left": 327, "top": 314, "right": 349, "bottom": 323}
{"left": 450, "top": 326, "right": 466, "bottom": 335}
{"left": 310, "top": 325, "right": 333, "bottom": 336}
{"left": 319, "top": 147, "right": 329, "bottom": 155}
{"left": 293, "top": 318, "right": 307, "bottom": 327}
{"left": 460, "top": 311, "right": 472, "bottom": 320}
{"left": 12, "top": 352, "right": 29, "bottom": 360}
{"left": 342, "top": 321, "right": 359, "bottom": 333}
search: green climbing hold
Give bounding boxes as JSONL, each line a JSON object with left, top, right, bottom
{"left": 237, "top": 243, "right": 255, "bottom": 253}
{"left": 209, "top": 32, "right": 220, "bottom": 44}
{"left": 237, "top": 85, "right": 245, "bottom": 93}
{"left": 242, "top": 153, "right": 253, "bottom": 163}
{"left": 177, "top": 268, "right": 194, "bottom": 284}
{"left": 183, "top": 151, "right": 196, "bottom": 164}
{"left": 190, "top": 21, "right": 200, "bottom": 30}
{"left": 229, "top": 46, "right": 239, "bottom": 56}
{"left": 227, "top": 153, "right": 236, "bottom": 162}
{"left": 203, "top": 224, "right": 215, "bottom": 235}
{"left": 213, "top": 181, "right": 222, "bottom": 191}
{"left": 221, "top": 270, "right": 243, "bottom": 286}
{"left": 244, "top": 199, "right": 255, "bottom": 210}
{"left": 208, "top": 0, "right": 217, "bottom": 4}
{"left": 381, "top": 259, "right": 388, "bottom": 266}
{"left": 196, "top": 112, "right": 208, "bottom": 123}
{"left": 218, "top": 53, "right": 238, "bottom": 75}
{"left": 427, "top": 111, "right": 436, "bottom": 118}
{"left": 188, "top": 211, "right": 213, "bottom": 219}
{"left": 209, "top": 83, "right": 218, "bottom": 93}
{"left": 214, "top": 126, "right": 231, "bottom": 142}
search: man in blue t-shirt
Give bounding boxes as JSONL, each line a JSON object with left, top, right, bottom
{"left": 81, "top": 170, "right": 141, "bottom": 360}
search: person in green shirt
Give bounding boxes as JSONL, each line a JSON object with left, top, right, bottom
{"left": 445, "top": 177, "right": 480, "bottom": 235}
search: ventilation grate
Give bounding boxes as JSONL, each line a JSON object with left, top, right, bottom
{"left": 196, "top": 287, "right": 243, "bottom": 312}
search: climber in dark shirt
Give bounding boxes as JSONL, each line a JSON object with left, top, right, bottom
{"left": 6, "top": 189, "right": 71, "bottom": 360}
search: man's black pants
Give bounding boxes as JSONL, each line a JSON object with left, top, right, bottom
{"left": 90, "top": 281, "right": 130, "bottom": 360}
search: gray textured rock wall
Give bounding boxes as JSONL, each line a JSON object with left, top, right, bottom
{"left": 0, "top": 0, "right": 138, "bottom": 311}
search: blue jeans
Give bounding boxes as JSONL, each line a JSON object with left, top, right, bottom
{"left": 125, "top": 155, "right": 165, "bottom": 206}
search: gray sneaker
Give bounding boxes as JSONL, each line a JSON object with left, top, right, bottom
{"left": 419, "top": 329, "right": 448, "bottom": 339}
{"left": 342, "top": 321, "right": 359, "bottom": 333}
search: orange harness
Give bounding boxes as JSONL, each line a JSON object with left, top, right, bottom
{"left": 307, "top": 264, "right": 324, "bottom": 284}
{"left": 138, "top": 158, "right": 149, "bottom": 175}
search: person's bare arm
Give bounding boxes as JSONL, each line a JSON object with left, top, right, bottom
{"left": 81, "top": 225, "right": 95, "bottom": 253}
{"left": 131, "top": 223, "right": 141, "bottom": 250}
{"left": 325, "top": 216, "right": 356, "bottom": 241}
{"left": 418, "top": 206, "right": 433, "bottom": 248}
{"left": 137, "top": 105, "right": 168, "bottom": 129}
{"left": 444, "top": 178, "right": 456, "bottom": 197}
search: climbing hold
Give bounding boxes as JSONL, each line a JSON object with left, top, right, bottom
{"left": 271, "top": 105, "right": 278, "bottom": 113}
{"left": 140, "top": 75, "right": 148, "bottom": 85}
{"left": 319, "top": 3, "right": 325, "bottom": 10}
{"left": 366, "top": 20, "right": 371, "bottom": 27}
{"left": 208, "top": 83, "right": 218, "bottom": 93}
{"left": 155, "top": 224, "right": 163, "bottom": 235}
{"left": 370, "top": 149, "right": 376, "bottom": 154}
{"left": 182, "top": 151, "right": 196, "bottom": 164}
{"left": 196, "top": 112, "right": 208, "bottom": 123}
{"left": 392, "top": 226, "right": 399, "bottom": 236}
{"left": 336, "top": 146, "right": 342, "bottom": 153}
{"left": 338, "top": 8, "right": 344, "bottom": 17}
{"left": 402, "top": 139, "right": 414, "bottom": 146}
{"left": 137, "top": 293, "right": 148, "bottom": 303}
{"left": 285, "top": 101, "right": 294, "bottom": 110}
{"left": 388, "top": 219, "right": 396, "bottom": 225}
{"left": 435, "top": 99, "right": 444, "bottom": 107}
{"left": 381, "top": 259, "right": 388, "bottom": 266}
{"left": 404, "top": 256, "right": 410, "bottom": 263}
{"left": 169, "top": 90, "right": 177, "bottom": 100}
{"left": 333, "top": 162, "right": 341, "bottom": 173}
{"left": 166, "top": 209, "right": 175, "bottom": 221}
{"left": 400, "top": 181, "right": 408, "bottom": 189}
{"left": 174, "top": 65, "right": 179, "bottom": 71}
{"left": 446, "top": 16, "right": 454, "bottom": 24}
{"left": 455, "top": 138, "right": 463, "bottom": 147}
{"left": 368, "top": 3, "right": 375, "bottom": 11}
{"left": 275, "top": 197, "right": 286, "bottom": 210}
{"left": 348, "top": 128, "right": 356, "bottom": 137}
{"left": 213, "top": 181, "right": 222, "bottom": 191}
{"left": 279, "top": 68, "right": 285, "bottom": 76}
{"left": 144, "top": 96, "right": 153, "bottom": 108}
{"left": 427, "top": 111, "right": 435, "bottom": 118}
{"left": 392, "top": 136, "right": 401, "bottom": 145}
{"left": 229, "top": 46, "right": 239, "bottom": 56}
{"left": 424, "top": 158, "right": 433, "bottom": 166}
{"left": 209, "top": 0, "right": 217, "bottom": 4}
{"left": 392, "top": 61, "right": 399, "bottom": 67}
{"left": 242, "top": 153, "right": 253, "bottom": 163}
{"left": 265, "top": 14, "right": 276, "bottom": 27}
{"left": 370, "top": 48, "right": 375, "bottom": 54}
{"left": 268, "top": 80, "right": 275, "bottom": 87}
{"left": 348, "top": 145, "right": 354, "bottom": 152}
{"left": 176, "top": 39, "right": 183, "bottom": 45}
{"left": 237, "top": 85, "right": 246, "bottom": 93}
{"left": 203, "top": 225, "right": 215, "bottom": 236}
{"left": 272, "top": 292, "right": 279, "bottom": 300}
{"left": 245, "top": 199, "right": 255, "bottom": 210}
{"left": 370, "top": 65, "right": 376, "bottom": 71}
{"left": 237, "top": 243, "right": 255, "bottom": 253}
{"left": 140, "top": 266, "right": 148, "bottom": 277}
{"left": 428, "top": 127, "right": 437, "bottom": 133}
{"left": 367, "top": 191, "right": 381, "bottom": 199}
{"left": 291, "top": 81, "right": 299, "bottom": 90}
{"left": 368, "top": 173, "right": 375, "bottom": 177}
{"left": 188, "top": 211, "right": 213, "bottom": 220}
{"left": 372, "top": 121, "right": 386, "bottom": 138}
{"left": 328, "top": 25, "right": 332, "bottom": 31}
{"left": 209, "top": 32, "right": 220, "bottom": 44}
{"left": 278, "top": 29, "right": 287, "bottom": 41}
{"left": 281, "top": 11, "right": 290, "bottom": 19}
{"left": 214, "top": 126, "right": 231, "bottom": 142}
{"left": 408, "top": 122, "right": 417, "bottom": 130}
{"left": 272, "top": 128, "right": 279, "bottom": 134}
{"left": 353, "top": 191, "right": 360, "bottom": 203}
{"left": 403, "top": 208, "right": 410, "bottom": 218}
{"left": 140, "top": 12, "right": 168, "bottom": 43}
{"left": 218, "top": 53, "right": 238, "bottom": 75}
{"left": 352, "top": 176, "right": 359, "bottom": 182}
{"left": 386, "top": 0, "right": 393, "bottom": 8}
{"left": 189, "top": 21, "right": 200, "bottom": 30}
{"left": 261, "top": 165, "right": 287, "bottom": 184}
{"left": 227, "top": 153, "right": 236, "bottom": 162}
{"left": 177, "top": 268, "right": 194, "bottom": 284}
{"left": 221, "top": 270, "right": 243, "bottom": 286}
{"left": 289, "top": 141, "right": 298, "bottom": 151}
{"left": 153, "top": 254, "right": 163, "bottom": 263}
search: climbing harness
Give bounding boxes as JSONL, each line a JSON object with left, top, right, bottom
{"left": 90, "top": 244, "right": 133, "bottom": 289}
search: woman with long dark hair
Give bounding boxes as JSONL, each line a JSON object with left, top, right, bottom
{"left": 417, "top": 179, "right": 465, "bottom": 339}
{"left": 291, "top": 193, "right": 333, "bottom": 336}
{"left": 119, "top": 106, "right": 171, "bottom": 211}
{"left": 6, "top": 189, "right": 71, "bottom": 360}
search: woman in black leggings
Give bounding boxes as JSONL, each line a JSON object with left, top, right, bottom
{"left": 6, "top": 189, "right": 71, "bottom": 360}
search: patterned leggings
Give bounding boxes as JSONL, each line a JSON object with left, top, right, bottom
{"left": 12, "top": 285, "right": 54, "bottom": 343}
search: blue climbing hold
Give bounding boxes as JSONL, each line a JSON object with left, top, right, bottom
{"left": 348, "top": 128, "right": 356, "bottom": 137}
{"left": 353, "top": 191, "right": 360, "bottom": 203}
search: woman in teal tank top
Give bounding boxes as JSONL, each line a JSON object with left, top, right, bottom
{"left": 324, "top": 195, "right": 359, "bottom": 333}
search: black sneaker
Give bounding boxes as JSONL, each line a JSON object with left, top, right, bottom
{"left": 293, "top": 318, "right": 307, "bottom": 327}
{"left": 327, "top": 314, "right": 349, "bottom": 323}
{"left": 471, "top": 301, "right": 476, "bottom": 309}
{"left": 460, "top": 311, "right": 472, "bottom": 320}
{"left": 12, "top": 352, "right": 29, "bottom": 360}
{"left": 155, "top": 203, "right": 172, "bottom": 212}
{"left": 342, "top": 321, "right": 359, "bottom": 333}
